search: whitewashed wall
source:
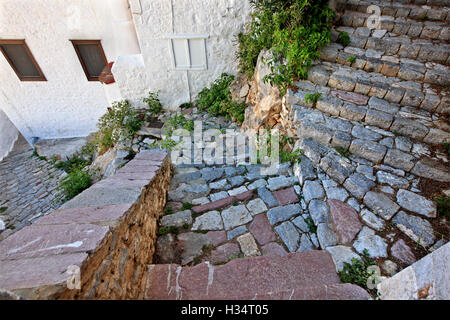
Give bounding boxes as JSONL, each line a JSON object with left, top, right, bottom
{"left": 113, "top": 0, "right": 252, "bottom": 110}
{"left": 0, "top": 108, "right": 18, "bottom": 161}
{"left": 0, "top": 0, "right": 140, "bottom": 144}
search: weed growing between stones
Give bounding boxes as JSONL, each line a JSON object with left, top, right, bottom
{"left": 347, "top": 56, "right": 356, "bottom": 64}
{"left": 181, "top": 202, "right": 194, "bottom": 210}
{"left": 0, "top": 207, "right": 7, "bottom": 214}
{"left": 304, "top": 92, "right": 322, "bottom": 104}
{"left": 157, "top": 226, "right": 179, "bottom": 236}
{"left": 56, "top": 167, "right": 92, "bottom": 202}
{"left": 304, "top": 216, "right": 317, "bottom": 234}
{"left": 196, "top": 73, "right": 247, "bottom": 123}
{"left": 237, "top": 0, "right": 335, "bottom": 95}
{"left": 31, "top": 148, "right": 47, "bottom": 161}
{"left": 339, "top": 249, "right": 376, "bottom": 292}
{"left": 334, "top": 146, "right": 351, "bottom": 158}
{"left": 337, "top": 31, "right": 350, "bottom": 47}
{"left": 256, "top": 127, "right": 303, "bottom": 164}
{"left": 164, "top": 206, "right": 174, "bottom": 215}
{"left": 435, "top": 195, "right": 450, "bottom": 218}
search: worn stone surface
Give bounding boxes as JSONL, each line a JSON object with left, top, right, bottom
{"left": 237, "top": 233, "right": 260, "bottom": 257}
{"left": 221, "top": 205, "right": 252, "bottom": 230}
{"left": 391, "top": 239, "right": 416, "bottom": 265}
{"left": 303, "top": 180, "right": 325, "bottom": 204}
{"left": 261, "top": 242, "right": 288, "bottom": 256}
{"left": 246, "top": 198, "right": 268, "bottom": 216}
{"left": 363, "top": 191, "right": 400, "bottom": 220}
{"left": 392, "top": 211, "right": 436, "bottom": 247}
{"left": 308, "top": 200, "right": 331, "bottom": 225}
{"left": 209, "top": 243, "right": 240, "bottom": 264}
{"left": 328, "top": 200, "right": 362, "bottom": 245}
{"left": 227, "top": 225, "right": 248, "bottom": 240}
{"left": 249, "top": 214, "right": 277, "bottom": 246}
{"left": 266, "top": 204, "right": 302, "bottom": 225}
{"left": 178, "top": 232, "right": 211, "bottom": 265}
{"left": 192, "top": 210, "right": 224, "bottom": 231}
{"left": 257, "top": 187, "right": 279, "bottom": 208}
{"left": 353, "top": 227, "right": 388, "bottom": 258}
{"left": 161, "top": 210, "right": 193, "bottom": 228}
{"left": 275, "top": 221, "right": 301, "bottom": 252}
{"left": 317, "top": 223, "right": 339, "bottom": 249}
{"left": 273, "top": 187, "right": 299, "bottom": 206}
{"left": 326, "top": 246, "right": 361, "bottom": 272}
{"left": 396, "top": 189, "right": 437, "bottom": 218}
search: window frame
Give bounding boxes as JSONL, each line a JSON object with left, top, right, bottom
{"left": 70, "top": 39, "right": 108, "bottom": 81}
{"left": 165, "top": 34, "right": 209, "bottom": 71}
{"left": 0, "top": 39, "right": 47, "bottom": 81}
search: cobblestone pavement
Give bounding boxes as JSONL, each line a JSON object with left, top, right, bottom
{"left": 0, "top": 136, "right": 65, "bottom": 240}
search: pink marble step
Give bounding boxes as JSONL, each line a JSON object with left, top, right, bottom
{"left": 145, "top": 251, "right": 343, "bottom": 300}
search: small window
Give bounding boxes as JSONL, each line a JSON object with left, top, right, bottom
{"left": 165, "top": 35, "right": 208, "bottom": 70}
{"left": 0, "top": 40, "right": 46, "bottom": 81}
{"left": 71, "top": 40, "right": 108, "bottom": 81}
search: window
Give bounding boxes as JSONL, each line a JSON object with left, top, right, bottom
{"left": 71, "top": 40, "right": 108, "bottom": 81}
{"left": 165, "top": 35, "right": 208, "bottom": 70}
{"left": 0, "top": 40, "right": 46, "bottom": 81}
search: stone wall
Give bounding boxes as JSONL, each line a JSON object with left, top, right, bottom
{"left": 0, "top": 151, "right": 172, "bottom": 299}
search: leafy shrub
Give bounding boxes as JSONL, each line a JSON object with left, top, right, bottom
{"left": 143, "top": 91, "right": 163, "bottom": 116}
{"left": 196, "top": 73, "right": 247, "bottom": 123}
{"left": 96, "top": 100, "right": 143, "bottom": 154}
{"left": 237, "top": 0, "right": 335, "bottom": 94}
{"left": 337, "top": 32, "right": 350, "bottom": 47}
{"left": 57, "top": 167, "right": 92, "bottom": 202}
{"left": 181, "top": 202, "right": 194, "bottom": 210}
{"left": 166, "top": 114, "right": 194, "bottom": 132}
{"left": 435, "top": 195, "right": 450, "bottom": 218}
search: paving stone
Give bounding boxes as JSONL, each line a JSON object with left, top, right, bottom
{"left": 249, "top": 214, "right": 277, "bottom": 245}
{"left": 381, "top": 260, "right": 398, "bottom": 277}
{"left": 363, "top": 191, "right": 400, "bottom": 220}
{"left": 384, "top": 149, "right": 416, "bottom": 172}
{"left": 272, "top": 187, "right": 299, "bottom": 206}
{"left": 326, "top": 246, "right": 361, "bottom": 272}
{"left": 228, "top": 186, "right": 248, "bottom": 197}
{"left": 294, "top": 156, "right": 316, "bottom": 185}
{"left": 376, "top": 171, "right": 409, "bottom": 189}
{"left": 227, "top": 225, "right": 248, "bottom": 240}
{"left": 320, "top": 153, "right": 355, "bottom": 184}
{"left": 349, "top": 139, "right": 387, "bottom": 164}
{"left": 184, "top": 179, "right": 209, "bottom": 194}
{"left": 209, "top": 179, "right": 229, "bottom": 190}
{"left": 192, "top": 196, "right": 235, "bottom": 214}
{"left": 201, "top": 167, "right": 224, "bottom": 182}
{"left": 257, "top": 187, "right": 279, "bottom": 208}
{"left": 237, "top": 233, "right": 260, "bottom": 257}
{"left": 299, "top": 138, "right": 329, "bottom": 164}
{"left": 274, "top": 221, "right": 300, "bottom": 252}
{"left": 267, "top": 176, "right": 295, "bottom": 191}
{"left": 396, "top": 189, "right": 437, "bottom": 218}
{"left": 392, "top": 211, "right": 436, "bottom": 247}
{"left": 351, "top": 126, "right": 382, "bottom": 141}
{"left": 292, "top": 216, "right": 310, "bottom": 233}
{"left": 343, "top": 173, "right": 376, "bottom": 200}
{"left": 210, "top": 191, "right": 229, "bottom": 202}
{"left": 261, "top": 242, "right": 288, "bottom": 256}
{"left": 317, "top": 223, "right": 339, "bottom": 249}
{"left": 161, "top": 210, "right": 193, "bottom": 228}
{"left": 235, "top": 190, "right": 254, "bottom": 202}
{"left": 221, "top": 205, "right": 252, "bottom": 230}
{"left": 356, "top": 165, "right": 375, "bottom": 181}
{"left": 192, "top": 210, "right": 224, "bottom": 231}
{"left": 176, "top": 232, "right": 211, "bottom": 265}
{"left": 303, "top": 180, "right": 325, "bottom": 204}
{"left": 353, "top": 227, "right": 388, "bottom": 258}
{"left": 205, "top": 231, "right": 227, "bottom": 247}
{"left": 297, "top": 234, "right": 315, "bottom": 252}
{"left": 229, "top": 176, "right": 245, "bottom": 188}
{"left": 192, "top": 197, "right": 210, "bottom": 205}
{"left": 360, "top": 209, "right": 385, "bottom": 231}
{"left": 328, "top": 199, "right": 362, "bottom": 245}
{"left": 266, "top": 204, "right": 302, "bottom": 226}
{"left": 247, "top": 179, "right": 267, "bottom": 190}
{"left": 209, "top": 243, "right": 241, "bottom": 264}
{"left": 308, "top": 200, "right": 331, "bottom": 225}
{"left": 411, "top": 158, "right": 450, "bottom": 182}
{"left": 391, "top": 239, "right": 416, "bottom": 265}
{"left": 245, "top": 198, "right": 267, "bottom": 216}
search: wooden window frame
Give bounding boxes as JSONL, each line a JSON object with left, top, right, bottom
{"left": 70, "top": 40, "right": 108, "bottom": 81}
{"left": 0, "top": 39, "right": 46, "bottom": 81}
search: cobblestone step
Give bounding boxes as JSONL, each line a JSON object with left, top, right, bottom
{"left": 337, "top": 0, "right": 450, "bottom": 23}
{"left": 337, "top": 10, "right": 450, "bottom": 41}
{"left": 321, "top": 42, "right": 450, "bottom": 87}
{"left": 144, "top": 251, "right": 368, "bottom": 300}
{"left": 288, "top": 80, "right": 449, "bottom": 148}
{"left": 332, "top": 25, "right": 450, "bottom": 64}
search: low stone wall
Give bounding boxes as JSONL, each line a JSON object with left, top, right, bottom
{"left": 0, "top": 151, "right": 172, "bottom": 299}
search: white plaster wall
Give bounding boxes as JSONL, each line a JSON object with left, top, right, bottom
{"left": 0, "top": 108, "right": 18, "bottom": 161}
{"left": 0, "top": 0, "right": 140, "bottom": 143}
{"left": 113, "top": 0, "right": 252, "bottom": 110}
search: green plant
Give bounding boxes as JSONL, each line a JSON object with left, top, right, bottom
{"left": 169, "top": 226, "right": 179, "bottom": 235}
{"left": 96, "top": 100, "right": 143, "bottom": 154}
{"left": 164, "top": 206, "right": 174, "bottom": 215}
{"left": 237, "top": 0, "right": 335, "bottom": 95}
{"left": 196, "top": 73, "right": 247, "bottom": 123}
{"left": 233, "top": 200, "right": 239, "bottom": 206}
{"left": 337, "top": 32, "right": 350, "bottom": 47}
{"left": 183, "top": 223, "right": 189, "bottom": 229}
{"left": 166, "top": 114, "right": 194, "bottom": 132}
{"left": 280, "top": 149, "right": 303, "bottom": 164}
{"left": 435, "top": 195, "right": 450, "bottom": 218}
{"left": 334, "top": 146, "right": 351, "bottom": 158}
{"left": 443, "top": 142, "right": 450, "bottom": 156}
{"left": 56, "top": 167, "right": 92, "bottom": 203}
{"left": 156, "top": 226, "right": 170, "bottom": 236}
{"left": 304, "top": 215, "right": 317, "bottom": 234}
{"left": 347, "top": 56, "right": 356, "bottom": 64}
{"left": 339, "top": 249, "right": 376, "bottom": 289}
{"left": 32, "top": 148, "right": 47, "bottom": 161}
{"left": 228, "top": 253, "right": 245, "bottom": 260}
{"left": 304, "top": 92, "right": 322, "bottom": 104}
{"left": 0, "top": 207, "right": 7, "bottom": 214}
{"left": 181, "top": 202, "right": 194, "bottom": 210}
{"left": 143, "top": 91, "right": 163, "bottom": 116}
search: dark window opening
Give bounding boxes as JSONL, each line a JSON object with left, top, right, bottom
{"left": 71, "top": 40, "right": 108, "bottom": 81}
{"left": 0, "top": 40, "right": 46, "bottom": 81}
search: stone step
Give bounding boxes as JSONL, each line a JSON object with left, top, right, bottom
{"left": 306, "top": 59, "right": 449, "bottom": 116}
{"left": 144, "top": 251, "right": 354, "bottom": 300}
{"left": 337, "top": 10, "right": 450, "bottom": 41}
{"left": 321, "top": 42, "right": 450, "bottom": 87}
{"left": 337, "top": 0, "right": 450, "bottom": 24}
{"left": 287, "top": 80, "right": 450, "bottom": 147}
{"left": 332, "top": 25, "right": 450, "bottom": 64}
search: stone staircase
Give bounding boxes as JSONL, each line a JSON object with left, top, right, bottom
{"left": 283, "top": 0, "right": 449, "bottom": 258}
{"left": 144, "top": 251, "right": 370, "bottom": 300}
